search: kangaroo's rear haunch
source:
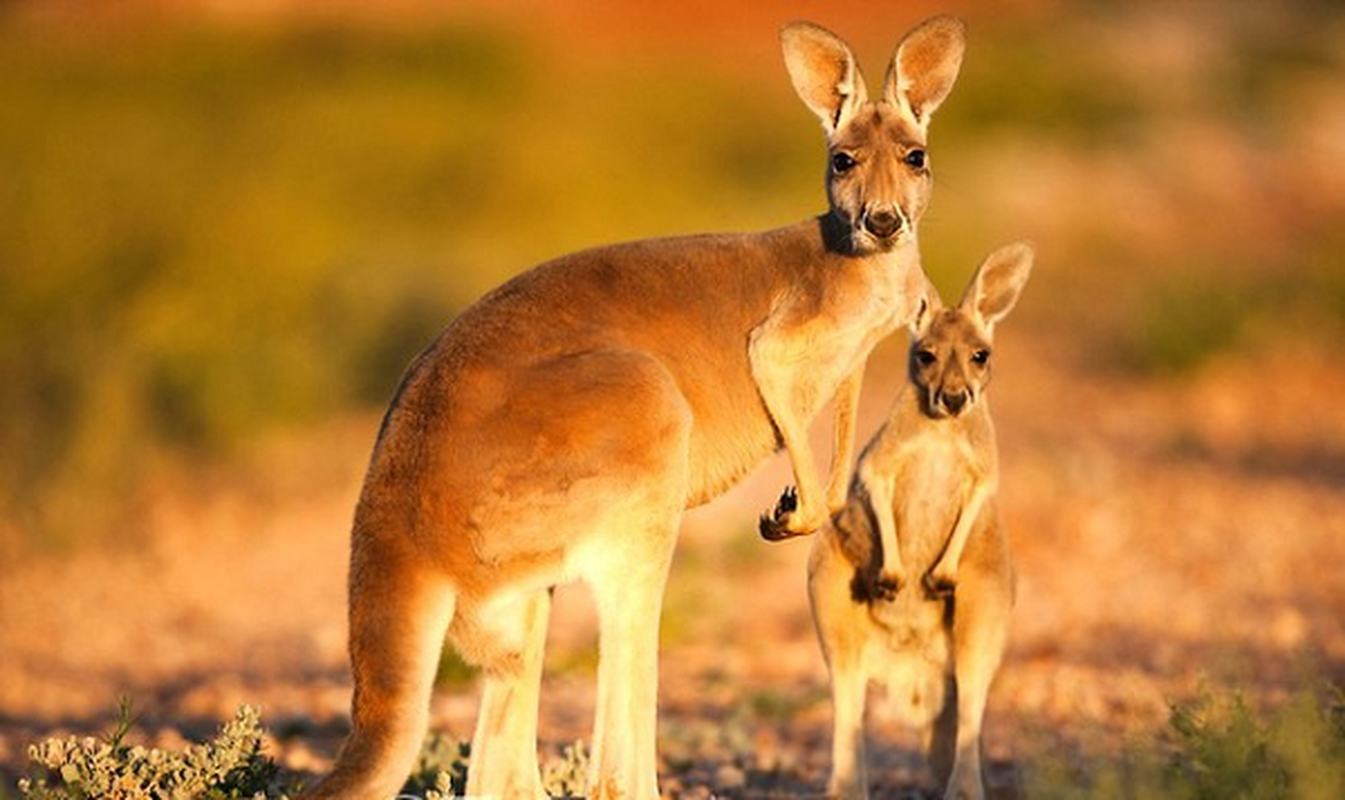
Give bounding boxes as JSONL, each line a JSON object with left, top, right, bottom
{"left": 806, "top": 243, "right": 1033, "bottom": 800}
{"left": 301, "top": 16, "right": 966, "bottom": 800}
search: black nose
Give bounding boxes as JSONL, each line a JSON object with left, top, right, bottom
{"left": 941, "top": 390, "right": 968, "bottom": 415}
{"left": 862, "top": 208, "right": 903, "bottom": 239}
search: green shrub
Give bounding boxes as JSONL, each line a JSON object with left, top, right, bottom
{"left": 18, "top": 700, "right": 289, "bottom": 800}
{"left": 401, "top": 732, "right": 469, "bottom": 799}
{"left": 1167, "top": 683, "right": 1345, "bottom": 800}
{"left": 14, "top": 699, "right": 595, "bottom": 800}
{"left": 1022, "top": 682, "right": 1345, "bottom": 799}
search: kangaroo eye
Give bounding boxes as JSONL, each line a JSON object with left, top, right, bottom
{"left": 971, "top": 349, "right": 991, "bottom": 365}
{"left": 915, "top": 349, "right": 937, "bottom": 367}
{"left": 904, "top": 149, "right": 927, "bottom": 169}
{"left": 831, "top": 152, "right": 857, "bottom": 174}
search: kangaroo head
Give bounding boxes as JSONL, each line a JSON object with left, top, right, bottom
{"left": 909, "top": 243, "right": 1034, "bottom": 419}
{"left": 782, "top": 17, "right": 966, "bottom": 255}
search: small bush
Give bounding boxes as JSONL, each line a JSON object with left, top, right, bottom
{"left": 401, "top": 733, "right": 468, "bottom": 799}
{"left": 540, "top": 741, "right": 590, "bottom": 800}
{"left": 18, "top": 700, "right": 289, "bottom": 800}
{"left": 1167, "top": 683, "right": 1345, "bottom": 800}
{"left": 404, "top": 735, "right": 589, "bottom": 799}
{"left": 1022, "top": 682, "right": 1345, "bottom": 799}
{"left": 15, "top": 697, "right": 602, "bottom": 800}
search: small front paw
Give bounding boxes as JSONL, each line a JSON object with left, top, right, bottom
{"left": 759, "top": 486, "right": 800, "bottom": 541}
{"left": 874, "top": 571, "right": 902, "bottom": 601}
{"left": 850, "top": 568, "right": 903, "bottom": 603}
{"left": 923, "top": 569, "right": 957, "bottom": 599}
{"left": 759, "top": 486, "right": 826, "bottom": 541}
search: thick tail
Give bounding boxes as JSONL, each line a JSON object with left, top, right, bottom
{"left": 302, "top": 552, "right": 457, "bottom": 800}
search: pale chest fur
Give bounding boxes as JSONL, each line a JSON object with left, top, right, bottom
{"left": 868, "top": 416, "right": 993, "bottom": 571}
{"left": 759, "top": 247, "right": 925, "bottom": 423}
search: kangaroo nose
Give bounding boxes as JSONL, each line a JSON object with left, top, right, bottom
{"left": 941, "top": 390, "right": 969, "bottom": 415}
{"left": 862, "top": 207, "right": 903, "bottom": 239}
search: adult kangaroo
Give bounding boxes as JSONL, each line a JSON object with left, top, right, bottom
{"left": 303, "top": 16, "right": 966, "bottom": 800}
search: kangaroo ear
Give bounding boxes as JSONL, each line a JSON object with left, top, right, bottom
{"left": 883, "top": 15, "right": 966, "bottom": 130}
{"left": 781, "top": 21, "right": 869, "bottom": 135}
{"left": 961, "top": 242, "right": 1034, "bottom": 330}
{"left": 908, "top": 273, "right": 944, "bottom": 334}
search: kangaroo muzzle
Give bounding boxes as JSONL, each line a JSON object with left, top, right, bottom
{"left": 861, "top": 205, "right": 906, "bottom": 240}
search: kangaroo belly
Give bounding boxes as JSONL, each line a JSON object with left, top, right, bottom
{"left": 865, "top": 592, "right": 951, "bottom": 728}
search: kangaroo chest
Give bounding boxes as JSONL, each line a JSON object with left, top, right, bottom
{"left": 889, "top": 430, "right": 979, "bottom": 566}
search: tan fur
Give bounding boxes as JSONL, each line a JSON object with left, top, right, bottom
{"left": 302, "top": 17, "right": 966, "bottom": 800}
{"left": 806, "top": 243, "right": 1032, "bottom": 800}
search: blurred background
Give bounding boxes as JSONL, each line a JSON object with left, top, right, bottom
{"left": 1, "top": 0, "right": 1342, "bottom": 795}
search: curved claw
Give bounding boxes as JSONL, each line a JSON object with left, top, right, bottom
{"left": 759, "top": 513, "right": 797, "bottom": 541}
{"left": 759, "top": 486, "right": 805, "bottom": 541}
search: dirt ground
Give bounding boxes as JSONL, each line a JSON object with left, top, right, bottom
{"left": 3, "top": 329, "right": 1342, "bottom": 797}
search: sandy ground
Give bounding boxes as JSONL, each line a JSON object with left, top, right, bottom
{"left": 3, "top": 328, "right": 1342, "bottom": 797}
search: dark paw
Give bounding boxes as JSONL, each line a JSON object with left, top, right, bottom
{"left": 874, "top": 573, "right": 901, "bottom": 601}
{"left": 923, "top": 572, "right": 957, "bottom": 599}
{"left": 850, "top": 569, "right": 901, "bottom": 603}
{"left": 759, "top": 486, "right": 800, "bottom": 541}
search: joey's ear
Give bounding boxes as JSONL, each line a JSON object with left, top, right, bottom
{"left": 908, "top": 273, "right": 944, "bottom": 334}
{"left": 960, "top": 242, "right": 1034, "bottom": 330}
{"left": 883, "top": 15, "right": 966, "bottom": 129}
{"left": 781, "top": 21, "right": 869, "bottom": 135}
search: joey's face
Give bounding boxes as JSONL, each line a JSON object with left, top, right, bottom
{"left": 910, "top": 309, "right": 992, "bottom": 419}
{"left": 827, "top": 104, "right": 933, "bottom": 255}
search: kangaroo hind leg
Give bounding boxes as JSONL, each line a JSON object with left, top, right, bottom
{"left": 939, "top": 564, "right": 1010, "bottom": 800}
{"left": 583, "top": 520, "right": 679, "bottom": 800}
{"left": 460, "top": 588, "right": 552, "bottom": 800}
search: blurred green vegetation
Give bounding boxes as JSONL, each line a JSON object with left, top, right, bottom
{"left": 2, "top": 5, "right": 1342, "bottom": 546}
{"left": 0, "top": 19, "right": 818, "bottom": 546}
{"left": 0, "top": 23, "right": 532, "bottom": 542}
{"left": 1023, "top": 681, "right": 1345, "bottom": 800}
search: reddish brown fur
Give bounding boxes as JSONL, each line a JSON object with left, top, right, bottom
{"left": 304, "top": 16, "right": 967, "bottom": 800}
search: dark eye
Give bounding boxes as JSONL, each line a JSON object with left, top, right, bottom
{"left": 831, "top": 152, "right": 857, "bottom": 174}
{"left": 904, "top": 149, "right": 927, "bottom": 169}
{"left": 915, "top": 349, "right": 937, "bottom": 367}
{"left": 971, "top": 349, "right": 991, "bottom": 365}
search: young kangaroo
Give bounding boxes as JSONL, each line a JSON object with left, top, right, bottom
{"left": 302, "top": 17, "right": 967, "bottom": 800}
{"left": 805, "top": 242, "right": 1032, "bottom": 800}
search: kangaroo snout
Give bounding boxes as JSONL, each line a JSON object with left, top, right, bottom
{"left": 938, "top": 388, "right": 970, "bottom": 416}
{"left": 861, "top": 205, "right": 905, "bottom": 240}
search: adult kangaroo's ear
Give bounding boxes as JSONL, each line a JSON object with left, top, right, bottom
{"left": 961, "top": 241, "right": 1034, "bottom": 331}
{"left": 782, "top": 21, "right": 869, "bottom": 135}
{"left": 883, "top": 15, "right": 966, "bottom": 130}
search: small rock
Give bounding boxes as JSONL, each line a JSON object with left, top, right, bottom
{"left": 715, "top": 763, "right": 747, "bottom": 790}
